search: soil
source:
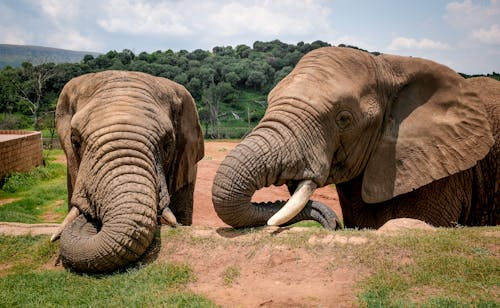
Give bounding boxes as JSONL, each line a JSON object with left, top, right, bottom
{"left": 161, "top": 227, "right": 366, "bottom": 308}
{"left": 0, "top": 141, "right": 427, "bottom": 307}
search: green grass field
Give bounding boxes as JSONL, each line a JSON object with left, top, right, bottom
{"left": 0, "top": 237, "right": 216, "bottom": 307}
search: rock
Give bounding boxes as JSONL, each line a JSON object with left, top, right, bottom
{"left": 377, "top": 218, "right": 435, "bottom": 234}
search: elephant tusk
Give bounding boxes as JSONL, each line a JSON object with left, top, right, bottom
{"left": 267, "top": 180, "right": 317, "bottom": 226}
{"left": 160, "top": 207, "right": 178, "bottom": 227}
{"left": 50, "top": 206, "right": 80, "bottom": 242}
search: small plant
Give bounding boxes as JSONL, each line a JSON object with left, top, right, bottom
{"left": 222, "top": 265, "right": 241, "bottom": 286}
{"left": 1, "top": 162, "right": 64, "bottom": 193}
{"left": 1, "top": 172, "right": 34, "bottom": 193}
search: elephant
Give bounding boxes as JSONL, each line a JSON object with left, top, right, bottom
{"left": 52, "top": 70, "right": 204, "bottom": 273}
{"left": 212, "top": 47, "right": 499, "bottom": 230}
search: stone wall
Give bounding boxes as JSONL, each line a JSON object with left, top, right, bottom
{"left": 0, "top": 130, "right": 43, "bottom": 180}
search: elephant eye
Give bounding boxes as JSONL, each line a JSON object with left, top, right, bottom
{"left": 336, "top": 110, "right": 353, "bottom": 130}
{"left": 71, "top": 131, "right": 82, "bottom": 151}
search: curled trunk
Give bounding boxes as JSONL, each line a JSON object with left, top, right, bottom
{"left": 60, "top": 150, "right": 158, "bottom": 273}
{"left": 61, "top": 172, "right": 157, "bottom": 273}
{"left": 59, "top": 184, "right": 157, "bottom": 273}
{"left": 212, "top": 132, "right": 339, "bottom": 229}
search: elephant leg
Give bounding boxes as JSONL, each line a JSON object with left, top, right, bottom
{"left": 169, "top": 183, "right": 195, "bottom": 226}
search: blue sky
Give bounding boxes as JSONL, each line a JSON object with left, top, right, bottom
{"left": 0, "top": 0, "right": 499, "bottom": 74}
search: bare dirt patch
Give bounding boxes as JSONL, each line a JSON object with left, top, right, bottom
{"left": 160, "top": 227, "right": 365, "bottom": 307}
{"left": 0, "top": 222, "right": 59, "bottom": 236}
{"left": 0, "top": 198, "right": 19, "bottom": 207}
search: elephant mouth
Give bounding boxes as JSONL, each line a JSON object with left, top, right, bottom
{"left": 212, "top": 137, "right": 340, "bottom": 230}
{"left": 267, "top": 180, "right": 317, "bottom": 226}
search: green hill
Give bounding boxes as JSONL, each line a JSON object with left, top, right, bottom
{"left": 0, "top": 44, "right": 100, "bottom": 68}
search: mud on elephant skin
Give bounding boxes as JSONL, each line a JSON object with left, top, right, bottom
{"left": 212, "top": 47, "right": 499, "bottom": 229}
{"left": 53, "top": 70, "right": 204, "bottom": 273}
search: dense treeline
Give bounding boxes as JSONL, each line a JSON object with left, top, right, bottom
{"left": 0, "top": 40, "right": 334, "bottom": 138}
{"left": 0, "top": 39, "right": 498, "bottom": 139}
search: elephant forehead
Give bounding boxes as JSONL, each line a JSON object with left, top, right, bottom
{"left": 71, "top": 100, "right": 171, "bottom": 137}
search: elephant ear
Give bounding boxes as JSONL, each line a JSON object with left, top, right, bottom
{"left": 362, "top": 55, "right": 494, "bottom": 203}
{"left": 162, "top": 81, "right": 204, "bottom": 193}
{"left": 55, "top": 74, "right": 96, "bottom": 199}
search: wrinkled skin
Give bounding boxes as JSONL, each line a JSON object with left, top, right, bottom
{"left": 212, "top": 47, "right": 499, "bottom": 229}
{"left": 56, "top": 71, "right": 203, "bottom": 273}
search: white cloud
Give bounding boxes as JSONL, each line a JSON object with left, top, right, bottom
{"left": 445, "top": 0, "right": 500, "bottom": 47}
{"left": 208, "top": 1, "right": 332, "bottom": 37}
{"left": 445, "top": 0, "right": 500, "bottom": 29}
{"left": 0, "top": 26, "right": 30, "bottom": 45}
{"left": 471, "top": 24, "right": 500, "bottom": 44}
{"left": 41, "top": 0, "right": 79, "bottom": 19}
{"left": 96, "top": 0, "right": 333, "bottom": 41}
{"left": 46, "top": 29, "right": 102, "bottom": 51}
{"left": 387, "top": 37, "right": 449, "bottom": 51}
{"left": 97, "top": 0, "right": 193, "bottom": 36}
{"left": 31, "top": 0, "right": 101, "bottom": 51}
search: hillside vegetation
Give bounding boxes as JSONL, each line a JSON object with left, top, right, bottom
{"left": 0, "top": 40, "right": 498, "bottom": 138}
{"left": 0, "top": 44, "right": 100, "bottom": 69}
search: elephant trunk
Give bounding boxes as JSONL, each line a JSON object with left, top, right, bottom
{"left": 60, "top": 174, "right": 157, "bottom": 273}
{"left": 60, "top": 136, "right": 160, "bottom": 273}
{"left": 212, "top": 131, "right": 338, "bottom": 229}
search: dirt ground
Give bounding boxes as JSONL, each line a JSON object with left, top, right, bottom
{"left": 182, "top": 141, "right": 349, "bottom": 306}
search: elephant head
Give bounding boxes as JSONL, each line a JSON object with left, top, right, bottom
{"left": 54, "top": 70, "right": 203, "bottom": 273}
{"left": 212, "top": 47, "right": 494, "bottom": 228}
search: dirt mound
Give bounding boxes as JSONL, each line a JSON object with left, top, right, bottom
{"left": 160, "top": 227, "right": 365, "bottom": 307}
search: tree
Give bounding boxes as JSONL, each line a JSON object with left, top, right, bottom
{"left": 118, "top": 49, "right": 135, "bottom": 65}
{"left": 201, "top": 82, "right": 235, "bottom": 138}
{"left": 188, "top": 49, "right": 210, "bottom": 61}
{"left": 274, "top": 66, "right": 293, "bottom": 85}
{"left": 225, "top": 71, "right": 240, "bottom": 87}
{"left": 186, "top": 77, "right": 202, "bottom": 101}
{"left": 235, "top": 44, "right": 251, "bottom": 58}
{"left": 17, "top": 62, "right": 56, "bottom": 130}
{"left": 0, "top": 67, "right": 20, "bottom": 114}
{"left": 245, "top": 70, "right": 267, "bottom": 91}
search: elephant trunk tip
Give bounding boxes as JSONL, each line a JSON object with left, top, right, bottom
{"left": 59, "top": 209, "right": 157, "bottom": 274}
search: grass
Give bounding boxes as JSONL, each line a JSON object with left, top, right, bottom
{"left": 0, "top": 150, "right": 67, "bottom": 223}
{"left": 0, "top": 235, "right": 58, "bottom": 275}
{"left": 0, "top": 236, "right": 215, "bottom": 307}
{"left": 222, "top": 265, "right": 241, "bottom": 286}
{"left": 357, "top": 228, "right": 500, "bottom": 307}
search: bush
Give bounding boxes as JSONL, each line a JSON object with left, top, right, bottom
{"left": 0, "top": 113, "right": 32, "bottom": 129}
{"left": 1, "top": 163, "right": 63, "bottom": 193}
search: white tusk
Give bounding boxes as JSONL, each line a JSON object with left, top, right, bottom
{"left": 160, "top": 207, "right": 178, "bottom": 227}
{"left": 267, "top": 180, "right": 317, "bottom": 226}
{"left": 50, "top": 206, "right": 80, "bottom": 242}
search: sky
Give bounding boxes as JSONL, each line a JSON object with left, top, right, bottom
{"left": 0, "top": 0, "right": 499, "bottom": 74}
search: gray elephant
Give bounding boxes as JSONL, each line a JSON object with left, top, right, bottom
{"left": 212, "top": 47, "right": 499, "bottom": 229}
{"left": 53, "top": 70, "right": 204, "bottom": 273}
